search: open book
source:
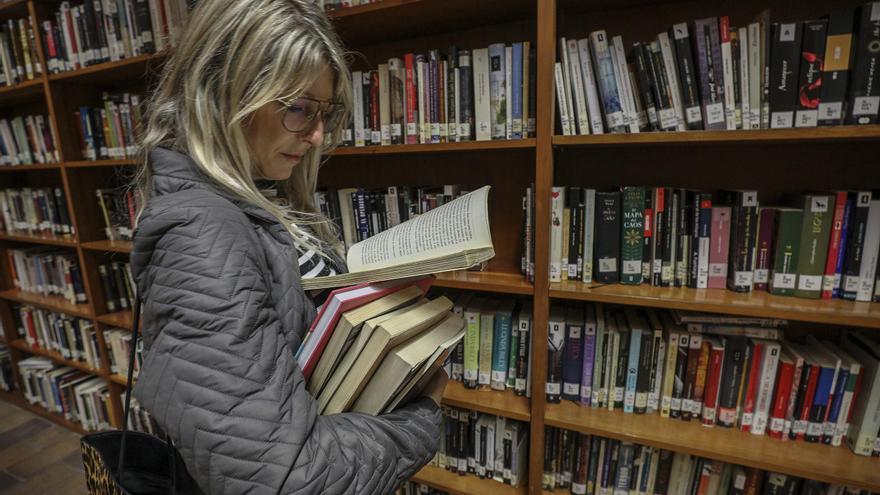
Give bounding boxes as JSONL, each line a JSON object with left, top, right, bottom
{"left": 301, "top": 185, "right": 495, "bottom": 290}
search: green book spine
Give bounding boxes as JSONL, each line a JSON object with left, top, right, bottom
{"left": 794, "top": 195, "right": 834, "bottom": 298}
{"left": 463, "top": 300, "right": 483, "bottom": 388}
{"left": 621, "top": 187, "right": 645, "bottom": 284}
{"left": 769, "top": 208, "right": 803, "bottom": 296}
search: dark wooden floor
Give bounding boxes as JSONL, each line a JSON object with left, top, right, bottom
{"left": 0, "top": 398, "right": 87, "bottom": 494}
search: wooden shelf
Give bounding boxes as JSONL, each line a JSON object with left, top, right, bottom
{"left": 82, "top": 239, "right": 133, "bottom": 254}
{"left": 65, "top": 158, "right": 137, "bottom": 168}
{"left": 545, "top": 401, "right": 880, "bottom": 492}
{"left": 330, "top": 139, "right": 536, "bottom": 156}
{"left": 442, "top": 380, "right": 530, "bottom": 422}
{"left": 97, "top": 310, "right": 133, "bottom": 330}
{"left": 0, "top": 387, "right": 25, "bottom": 407}
{"left": 0, "top": 162, "right": 61, "bottom": 172}
{"left": 109, "top": 373, "right": 132, "bottom": 386}
{"left": 0, "top": 290, "right": 93, "bottom": 318}
{"left": 18, "top": 398, "right": 89, "bottom": 435}
{"left": 0, "top": 78, "right": 44, "bottom": 106}
{"left": 10, "top": 339, "right": 103, "bottom": 376}
{"left": 0, "top": 231, "right": 77, "bottom": 247}
{"left": 49, "top": 53, "right": 166, "bottom": 84}
{"left": 552, "top": 126, "right": 880, "bottom": 148}
{"left": 434, "top": 271, "right": 533, "bottom": 296}
{"left": 0, "top": 0, "right": 28, "bottom": 16}
{"left": 329, "top": 0, "right": 535, "bottom": 47}
{"left": 550, "top": 281, "right": 880, "bottom": 329}
{"left": 412, "top": 464, "right": 527, "bottom": 495}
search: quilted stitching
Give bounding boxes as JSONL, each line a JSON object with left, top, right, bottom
{"left": 131, "top": 148, "right": 441, "bottom": 495}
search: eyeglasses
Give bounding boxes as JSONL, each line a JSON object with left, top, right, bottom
{"left": 279, "top": 96, "right": 346, "bottom": 134}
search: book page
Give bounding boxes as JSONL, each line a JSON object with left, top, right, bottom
{"left": 346, "top": 186, "right": 493, "bottom": 273}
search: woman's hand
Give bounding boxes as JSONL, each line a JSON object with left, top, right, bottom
{"left": 421, "top": 367, "right": 450, "bottom": 407}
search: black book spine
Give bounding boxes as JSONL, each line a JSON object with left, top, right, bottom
{"left": 648, "top": 42, "right": 675, "bottom": 131}
{"left": 448, "top": 46, "right": 458, "bottom": 142}
{"left": 594, "top": 191, "right": 621, "bottom": 284}
{"left": 70, "top": 262, "right": 87, "bottom": 303}
{"left": 795, "top": 19, "right": 829, "bottom": 127}
{"left": 528, "top": 44, "right": 537, "bottom": 137}
{"left": 568, "top": 186, "right": 581, "bottom": 279}
{"left": 642, "top": 187, "right": 654, "bottom": 283}
{"left": 458, "top": 50, "right": 474, "bottom": 141}
{"left": 53, "top": 187, "right": 72, "bottom": 235}
{"left": 723, "top": 190, "right": 759, "bottom": 292}
{"left": 361, "top": 72, "right": 372, "bottom": 144}
{"left": 135, "top": 0, "right": 155, "bottom": 54}
{"left": 819, "top": 8, "right": 857, "bottom": 125}
{"left": 633, "top": 42, "right": 660, "bottom": 130}
{"left": 89, "top": 0, "right": 109, "bottom": 63}
{"left": 768, "top": 22, "right": 804, "bottom": 128}
{"left": 688, "top": 192, "right": 703, "bottom": 288}
{"left": 661, "top": 187, "right": 675, "bottom": 287}
{"left": 635, "top": 327, "right": 653, "bottom": 414}
{"left": 843, "top": 191, "right": 872, "bottom": 299}
{"left": 675, "top": 189, "right": 690, "bottom": 287}
{"left": 111, "top": 262, "right": 129, "bottom": 309}
{"left": 671, "top": 24, "right": 704, "bottom": 130}
{"left": 652, "top": 188, "right": 665, "bottom": 286}
{"left": 717, "top": 336, "right": 748, "bottom": 427}
{"left": 670, "top": 333, "right": 688, "bottom": 419}
{"left": 98, "top": 264, "right": 117, "bottom": 312}
{"left": 614, "top": 324, "right": 629, "bottom": 410}
{"left": 847, "top": 2, "right": 880, "bottom": 124}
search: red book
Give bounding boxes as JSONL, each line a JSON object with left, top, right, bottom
{"left": 768, "top": 355, "right": 795, "bottom": 439}
{"left": 782, "top": 344, "right": 806, "bottom": 441}
{"left": 404, "top": 53, "right": 418, "bottom": 144}
{"left": 296, "top": 276, "right": 433, "bottom": 378}
{"left": 739, "top": 341, "right": 764, "bottom": 432}
{"left": 796, "top": 363, "right": 821, "bottom": 441}
{"left": 708, "top": 207, "right": 731, "bottom": 288}
{"left": 701, "top": 337, "right": 725, "bottom": 426}
{"left": 369, "top": 70, "right": 381, "bottom": 145}
{"left": 821, "top": 191, "right": 848, "bottom": 298}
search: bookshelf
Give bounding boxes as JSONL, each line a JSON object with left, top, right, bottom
{"left": 0, "top": 0, "right": 877, "bottom": 494}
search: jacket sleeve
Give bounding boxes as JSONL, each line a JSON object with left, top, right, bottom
{"left": 130, "top": 198, "right": 441, "bottom": 495}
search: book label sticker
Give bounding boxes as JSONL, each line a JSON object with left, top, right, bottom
{"left": 703, "top": 407, "right": 716, "bottom": 423}
{"left": 672, "top": 23, "right": 688, "bottom": 40}
{"left": 478, "top": 372, "right": 490, "bottom": 384}
{"left": 822, "top": 275, "right": 836, "bottom": 291}
{"left": 770, "top": 417, "right": 784, "bottom": 433}
{"left": 709, "top": 263, "right": 727, "bottom": 277}
{"left": 779, "top": 24, "right": 796, "bottom": 41}
{"left": 564, "top": 383, "right": 579, "bottom": 395}
{"left": 742, "top": 192, "right": 758, "bottom": 207}
{"left": 661, "top": 396, "right": 671, "bottom": 411}
{"left": 735, "top": 271, "right": 753, "bottom": 287}
{"left": 614, "top": 386, "right": 624, "bottom": 402}
{"left": 806, "top": 422, "right": 823, "bottom": 437}
{"left": 406, "top": 123, "right": 417, "bottom": 136}
{"left": 381, "top": 126, "right": 391, "bottom": 142}
{"left": 798, "top": 275, "right": 822, "bottom": 291}
{"left": 686, "top": 106, "right": 702, "bottom": 124}
{"left": 607, "top": 111, "right": 625, "bottom": 128}
{"left": 671, "top": 398, "right": 682, "bottom": 411}
{"left": 492, "top": 371, "right": 506, "bottom": 383}
{"left": 795, "top": 110, "right": 818, "bottom": 127}
{"left": 844, "top": 275, "right": 861, "bottom": 292}
{"left": 581, "top": 385, "right": 592, "bottom": 399}
{"left": 819, "top": 102, "right": 843, "bottom": 120}
{"left": 853, "top": 96, "right": 880, "bottom": 117}
{"left": 653, "top": 259, "right": 663, "bottom": 273}
{"left": 569, "top": 326, "right": 582, "bottom": 339}
{"left": 648, "top": 394, "right": 658, "bottom": 410}
{"left": 572, "top": 483, "right": 587, "bottom": 495}
{"left": 706, "top": 102, "right": 725, "bottom": 125}
{"left": 391, "top": 123, "right": 402, "bottom": 137}
{"left": 771, "top": 112, "right": 794, "bottom": 128}
{"left": 773, "top": 273, "right": 796, "bottom": 289}
{"left": 546, "top": 382, "right": 561, "bottom": 394}
{"left": 754, "top": 269, "right": 769, "bottom": 284}
{"left": 515, "top": 378, "right": 526, "bottom": 390}
{"left": 464, "top": 370, "right": 477, "bottom": 381}
{"left": 371, "top": 130, "right": 381, "bottom": 144}
{"left": 661, "top": 265, "right": 673, "bottom": 281}
{"left": 811, "top": 196, "right": 829, "bottom": 213}
{"left": 659, "top": 108, "right": 677, "bottom": 129}
{"left": 623, "top": 260, "right": 641, "bottom": 275}
{"left": 599, "top": 257, "right": 617, "bottom": 273}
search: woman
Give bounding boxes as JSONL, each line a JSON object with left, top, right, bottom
{"left": 130, "top": 0, "right": 448, "bottom": 493}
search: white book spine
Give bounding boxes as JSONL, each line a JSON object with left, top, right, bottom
{"left": 577, "top": 38, "right": 605, "bottom": 134}
{"left": 566, "top": 39, "right": 591, "bottom": 135}
{"left": 554, "top": 62, "right": 573, "bottom": 136}
{"left": 657, "top": 32, "right": 686, "bottom": 131}
{"left": 473, "top": 48, "right": 492, "bottom": 141}
{"left": 857, "top": 200, "right": 880, "bottom": 301}
{"left": 416, "top": 59, "right": 428, "bottom": 143}
{"left": 505, "top": 47, "right": 512, "bottom": 139}
{"left": 752, "top": 341, "right": 780, "bottom": 435}
{"left": 720, "top": 27, "right": 737, "bottom": 130}
{"left": 557, "top": 38, "right": 576, "bottom": 134}
{"left": 550, "top": 186, "right": 566, "bottom": 281}
{"left": 738, "top": 27, "right": 751, "bottom": 130}
{"left": 611, "top": 35, "right": 639, "bottom": 133}
{"left": 747, "top": 22, "right": 762, "bottom": 128}
{"left": 582, "top": 188, "right": 596, "bottom": 283}
{"left": 352, "top": 71, "right": 365, "bottom": 147}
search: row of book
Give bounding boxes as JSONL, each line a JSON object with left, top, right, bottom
{"left": 314, "top": 185, "right": 467, "bottom": 250}
{"left": 341, "top": 42, "right": 536, "bottom": 147}
{"left": 7, "top": 247, "right": 87, "bottom": 304}
{"left": 430, "top": 406, "right": 529, "bottom": 488}
{"left": 0, "top": 187, "right": 75, "bottom": 237}
{"left": 126, "top": 396, "right": 159, "bottom": 435}
{"left": 555, "top": 3, "right": 880, "bottom": 136}
{"left": 542, "top": 427, "right": 876, "bottom": 495}
{"left": 0, "top": 343, "right": 13, "bottom": 392}
{"left": 396, "top": 483, "right": 447, "bottom": 495}
{"left": 0, "top": 114, "right": 61, "bottom": 166}
{"left": 14, "top": 305, "right": 102, "bottom": 370}
{"left": 42, "top": 0, "right": 190, "bottom": 73}
{"left": 546, "top": 304, "right": 880, "bottom": 456}
{"left": 537, "top": 187, "right": 880, "bottom": 303}
{"left": 96, "top": 261, "right": 135, "bottom": 313}
{"left": 75, "top": 92, "right": 144, "bottom": 160}
{"left": 18, "top": 356, "right": 111, "bottom": 432}
{"left": 96, "top": 187, "right": 138, "bottom": 242}
{"left": 105, "top": 327, "right": 141, "bottom": 378}
{"left": 0, "top": 17, "right": 43, "bottom": 87}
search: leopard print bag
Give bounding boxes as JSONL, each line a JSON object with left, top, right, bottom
{"left": 79, "top": 299, "right": 204, "bottom": 495}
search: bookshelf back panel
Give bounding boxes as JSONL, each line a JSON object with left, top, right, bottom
{"left": 319, "top": 149, "right": 533, "bottom": 273}
{"left": 554, "top": 142, "right": 880, "bottom": 205}
{"left": 557, "top": 0, "right": 866, "bottom": 43}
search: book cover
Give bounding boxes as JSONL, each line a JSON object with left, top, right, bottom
{"left": 818, "top": 8, "right": 857, "bottom": 125}
{"left": 768, "top": 22, "right": 803, "bottom": 128}
{"left": 753, "top": 206, "right": 777, "bottom": 291}
{"left": 595, "top": 191, "right": 621, "bottom": 284}
{"left": 621, "top": 186, "right": 645, "bottom": 285}
{"left": 692, "top": 17, "right": 726, "bottom": 130}
{"left": 721, "top": 190, "right": 759, "bottom": 292}
{"left": 671, "top": 23, "right": 703, "bottom": 129}
{"left": 708, "top": 206, "right": 731, "bottom": 289}
{"left": 769, "top": 208, "right": 803, "bottom": 296}
{"left": 563, "top": 305, "right": 584, "bottom": 402}
{"left": 794, "top": 194, "right": 835, "bottom": 299}
{"left": 794, "top": 20, "right": 828, "bottom": 127}
{"left": 590, "top": 30, "right": 626, "bottom": 132}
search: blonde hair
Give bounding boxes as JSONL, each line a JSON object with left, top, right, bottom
{"left": 135, "top": 0, "right": 352, "bottom": 258}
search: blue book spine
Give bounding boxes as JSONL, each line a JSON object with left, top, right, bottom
{"left": 590, "top": 31, "right": 625, "bottom": 131}
{"left": 624, "top": 328, "right": 641, "bottom": 413}
{"left": 580, "top": 324, "right": 596, "bottom": 406}
{"left": 807, "top": 366, "right": 835, "bottom": 442}
{"left": 823, "top": 367, "right": 849, "bottom": 444}
{"left": 833, "top": 198, "right": 853, "bottom": 298}
{"left": 511, "top": 42, "right": 523, "bottom": 139}
{"left": 562, "top": 321, "right": 583, "bottom": 401}
{"left": 491, "top": 309, "right": 512, "bottom": 390}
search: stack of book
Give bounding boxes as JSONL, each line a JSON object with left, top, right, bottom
{"left": 41, "top": 0, "right": 191, "bottom": 73}
{"left": 14, "top": 306, "right": 102, "bottom": 370}
{"left": 0, "top": 114, "right": 60, "bottom": 166}
{"left": 342, "top": 42, "right": 536, "bottom": 146}
{"left": 0, "top": 16, "right": 42, "bottom": 87}
{"left": 555, "top": 3, "right": 880, "bottom": 134}
{"left": 7, "top": 247, "right": 87, "bottom": 304}
{"left": 432, "top": 406, "right": 529, "bottom": 488}
{"left": 0, "top": 343, "right": 13, "bottom": 392}
{"left": 546, "top": 304, "right": 880, "bottom": 456}
{"left": 95, "top": 188, "right": 138, "bottom": 242}
{"left": 75, "top": 92, "right": 143, "bottom": 160}
{"left": 96, "top": 261, "right": 134, "bottom": 313}
{"left": 543, "top": 427, "right": 871, "bottom": 494}
{"left": 0, "top": 187, "right": 75, "bottom": 237}
{"left": 17, "top": 356, "right": 111, "bottom": 432}
{"left": 539, "top": 187, "right": 880, "bottom": 303}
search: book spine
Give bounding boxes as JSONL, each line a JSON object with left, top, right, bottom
{"left": 846, "top": 2, "right": 880, "bottom": 124}
{"left": 768, "top": 22, "right": 803, "bottom": 128}
{"left": 633, "top": 41, "right": 659, "bottom": 130}
{"left": 833, "top": 198, "right": 853, "bottom": 298}
{"left": 720, "top": 16, "right": 737, "bottom": 130}
{"left": 647, "top": 41, "right": 676, "bottom": 131}
{"left": 708, "top": 207, "right": 731, "bottom": 289}
{"left": 856, "top": 199, "right": 880, "bottom": 301}
{"left": 458, "top": 50, "right": 474, "bottom": 141}
{"left": 794, "top": 20, "right": 828, "bottom": 127}
{"left": 693, "top": 18, "right": 726, "bottom": 129}
{"left": 635, "top": 328, "right": 653, "bottom": 414}
{"left": 550, "top": 187, "right": 565, "bottom": 282}
{"left": 491, "top": 309, "right": 512, "bottom": 391}
{"left": 842, "top": 191, "right": 872, "bottom": 299}
{"left": 578, "top": 38, "right": 605, "bottom": 134}
{"left": 621, "top": 186, "right": 645, "bottom": 284}
{"left": 769, "top": 209, "right": 802, "bottom": 296}
{"left": 642, "top": 187, "right": 654, "bottom": 283}
{"left": 818, "top": 8, "right": 857, "bottom": 125}
{"left": 515, "top": 309, "right": 531, "bottom": 396}
{"left": 717, "top": 336, "right": 748, "bottom": 428}
{"left": 595, "top": 191, "right": 621, "bottom": 284}
{"left": 753, "top": 207, "right": 776, "bottom": 291}
{"left": 795, "top": 195, "right": 834, "bottom": 299}
{"left": 590, "top": 30, "right": 626, "bottom": 132}
{"left": 822, "top": 192, "right": 848, "bottom": 298}
{"left": 671, "top": 23, "right": 703, "bottom": 129}
{"left": 726, "top": 191, "right": 759, "bottom": 292}
{"left": 625, "top": 327, "right": 642, "bottom": 414}
{"left": 547, "top": 310, "right": 565, "bottom": 403}
{"left": 489, "top": 43, "right": 506, "bottom": 140}
{"left": 511, "top": 42, "right": 523, "bottom": 139}
{"left": 563, "top": 318, "right": 583, "bottom": 402}
{"left": 752, "top": 341, "right": 781, "bottom": 436}
{"left": 769, "top": 359, "right": 795, "bottom": 439}
{"left": 581, "top": 315, "right": 596, "bottom": 406}
{"left": 701, "top": 341, "right": 724, "bottom": 426}
{"left": 464, "top": 307, "right": 480, "bottom": 389}
{"left": 657, "top": 32, "right": 685, "bottom": 131}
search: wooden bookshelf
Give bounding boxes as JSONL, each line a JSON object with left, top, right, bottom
{"left": 434, "top": 271, "right": 534, "bottom": 295}
{"left": 0, "top": 162, "right": 61, "bottom": 172}
{"left": 48, "top": 52, "right": 166, "bottom": 84}
{"left": 442, "top": 380, "right": 530, "bottom": 422}
{"left": 331, "top": 139, "right": 536, "bottom": 156}
{"left": 545, "top": 401, "right": 880, "bottom": 492}
{"left": 65, "top": 158, "right": 138, "bottom": 168}
{"left": 81, "top": 239, "right": 134, "bottom": 254}
{"left": 412, "top": 464, "right": 528, "bottom": 495}
{"left": 550, "top": 281, "right": 880, "bottom": 329}
{"left": 0, "top": 78, "right": 43, "bottom": 105}
{"left": 0, "top": 232, "right": 77, "bottom": 247}
{"left": 552, "top": 125, "right": 880, "bottom": 147}
{"left": 10, "top": 339, "right": 103, "bottom": 375}
{"left": 0, "top": 290, "right": 93, "bottom": 319}
{"left": 97, "top": 310, "right": 134, "bottom": 330}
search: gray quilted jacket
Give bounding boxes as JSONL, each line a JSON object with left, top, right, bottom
{"left": 130, "top": 147, "right": 441, "bottom": 494}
